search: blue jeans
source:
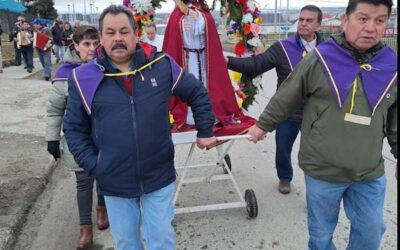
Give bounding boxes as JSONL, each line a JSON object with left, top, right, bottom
{"left": 38, "top": 50, "right": 52, "bottom": 77}
{"left": 305, "top": 174, "right": 386, "bottom": 250}
{"left": 53, "top": 45, "right": 65, "bottom": 62}
{"left": 275, "top": 119, "right": 301, "bottom": 182}
{"left": 20, "top": 46, "right": 33, "bottom": 70}
{"left": 104, "top": 183, "right": 175, "bottom": 250}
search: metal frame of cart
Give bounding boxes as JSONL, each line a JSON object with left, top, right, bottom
{"left": 172, "top": 131, "right": 258, "bottom": 218}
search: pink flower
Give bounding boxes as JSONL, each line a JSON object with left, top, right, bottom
{"left": 147, "top": 8, "right": 154, "bottom": 15}
{"left": 250, "top": 23, "right": 259, "bottom": 36}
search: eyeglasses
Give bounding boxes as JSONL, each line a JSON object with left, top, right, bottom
{"left": 18, "top": 19, "right": 24, "bottom": 21}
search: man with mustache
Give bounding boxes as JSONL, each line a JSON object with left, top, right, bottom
{"left": 63, "top": 5, "right": 217, "bottom": 250}
{"left": 226, "top": 5, "right": 323, "bottom": 194}
{"left": 247, "top": 0, "right": 397, "bottom": 248}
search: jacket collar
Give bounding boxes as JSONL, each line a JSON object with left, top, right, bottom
{"left": 331, "top": 32, "right": 384, "bottom": 64}
{"left": 95, "top": 44, "right": 151, "bottom": 73}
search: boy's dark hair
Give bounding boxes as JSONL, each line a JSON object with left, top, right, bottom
{"left": 346, "top": 0, "right": 393, "bottom": 16}
{"left": 99, "top": 5, "right": 138, "bottom": 32}
{"left": 300, "top": 5, "right": 323, "bottom": 23}
{"left": 72, "top": 25, "right": 99, "bottom": 44}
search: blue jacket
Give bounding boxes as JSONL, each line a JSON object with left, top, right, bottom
{"left": 63, "top": 45, "right": 215, "bottom": 198}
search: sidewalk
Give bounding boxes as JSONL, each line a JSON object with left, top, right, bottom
{"left": 0, "top": 62, "right": 55, "bottom": 250}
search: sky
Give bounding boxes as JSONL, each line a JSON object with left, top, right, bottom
{"left": 54, "top": 0, "right": 350, "bottom": 14}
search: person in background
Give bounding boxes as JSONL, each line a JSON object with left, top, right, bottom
{"left": 63, "top": 5, "right": 216, "bottom": 249}
{"left": 9, "top": 16, "right": 25, "bottom": 66}
{"left": 142, "top": 23, "right": 163, "bottom": 52}
{"left": 52, "top": 20, "right": 64, "bottom": 63}
{"left": 247, "top": 0, "right": 397, "bottom": 249}
{"left": 226, "top": 5, "right": 323, "bottom": 194}
{"left": 46, "top": 25, "right": 109, "bottom": 250}
{"left": 17, "top": 21, "right": 34, "bottom": 73}
{"left": 32, "top": 18, "right": 53, "bottom": 81}
{"left": 62, "top": 22, "right": 74, "bottom": 48}
{"left": 74, "top": 19, "right": 81, "bottom": 30}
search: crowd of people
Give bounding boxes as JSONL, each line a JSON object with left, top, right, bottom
{"left": 2, "top": 0, "right": 396, "bottom": 249}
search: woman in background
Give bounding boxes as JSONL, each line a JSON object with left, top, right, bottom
{"left": 45, "top": 26, "right": 109, "bottom": 250}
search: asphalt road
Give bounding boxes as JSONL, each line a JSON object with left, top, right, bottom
{"left": 0, "top": 55, "right": 397, "bottom": 250}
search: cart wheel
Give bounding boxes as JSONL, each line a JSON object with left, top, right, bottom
{"left": 222, "top": 154, "right": 232, "bottom": 174}
{"left": 245, "top": 189, "right": 258, "bottom": 218}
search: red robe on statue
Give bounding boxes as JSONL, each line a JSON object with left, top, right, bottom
{"left": 163, "top": 6, "right": 254, "bottom": 131}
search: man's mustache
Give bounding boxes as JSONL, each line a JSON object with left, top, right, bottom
{"left": 112, "top": 44, "right": 127, "bottom": 50}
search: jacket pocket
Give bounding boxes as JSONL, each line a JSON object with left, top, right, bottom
{"left": 309, "top": 104, "right": 330, "bottom": 132}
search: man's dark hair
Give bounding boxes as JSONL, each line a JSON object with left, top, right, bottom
{"left": 300, "top": 5, "right": 323, "bottom": 23}
{"left": 346, "top": 0, "right": 393, "bottom": 16}
{"left": 99, "top": 5, "right": 138, "bottom": 32}
{"left": 72, "top": 25, "right": 99, "bottom": 44}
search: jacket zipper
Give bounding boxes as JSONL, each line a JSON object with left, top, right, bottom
{"left": 130, "top": 96, "right": 144, "bottom": 194}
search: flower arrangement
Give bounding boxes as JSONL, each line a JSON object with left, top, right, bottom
{"left": 123, "top": 0, "right": 166, "bottom": 37}
{"left": 223, "top": 0, "right": 266, "bottom": 110}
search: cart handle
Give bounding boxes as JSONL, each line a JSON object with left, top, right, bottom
{"left": 215, "top": 134, "right": 251, "bottom": 141}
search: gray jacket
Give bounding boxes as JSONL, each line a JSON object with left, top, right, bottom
{"left": 45, "top": 47, "right": 83, "bottom": 171}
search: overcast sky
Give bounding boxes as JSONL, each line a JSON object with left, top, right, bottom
{"left": 54, "top": 0, "right": 350, "bottom": 14}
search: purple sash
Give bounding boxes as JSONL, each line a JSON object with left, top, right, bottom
{"left": 52, "top": 63, "right": 79, "bottom": 83}
{"left": 279, "top": 35, "right": 304, "bottom": 71}
{"left": 315, "top": 39, "right": 397, "bottom": 114}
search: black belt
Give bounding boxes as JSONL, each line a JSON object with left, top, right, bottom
{"left": 184, "top": 48, "right": 205, "bottom": 82}
{"left": 184, "top": 48, "right": 205, "bottom": 53}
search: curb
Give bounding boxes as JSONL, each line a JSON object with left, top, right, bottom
{"left": 0, "top": 158, "right": 59, "bottom": 250}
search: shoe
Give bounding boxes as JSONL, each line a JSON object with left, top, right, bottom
{"left": 0, "top": 69, "right": 3, "bottom": 73}
{"left": 24, "top": 66, "right": 27, "bottom": 69}
{"left": 45, "top": 76, "right": 50, "bottom": 81}
{"left": 278, "top": 180, "right": 291, "bottom": 194}
{"left": 76, "top": 225, "right": 93, "bottom": 250}
{"left": 27, "top": 69, "right": 32, "bottom": 73}
{"left": 96, "top": 206, "right": 109, "bottom": 230}
{"left": 56, "top": 59, "right": 60, "bottom": 63}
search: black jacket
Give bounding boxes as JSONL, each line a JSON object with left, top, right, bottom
{"left": 227, "top": 33, "right": 323, "bottom": 122}
{"left": 63, "top": 46, "right": 215, "bottom": 198}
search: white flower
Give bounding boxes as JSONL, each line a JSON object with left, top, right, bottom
{"left": 130, "top": 0, "right": 152, "bottom": 14}
{"left": 242, "top": 13, "right": 253, "bottom": 23}
{"left": 247, "top": 0, "right": 255, "bottom": 12}
{"left": 247, "top": 37, "right": 263, "bottom": 47}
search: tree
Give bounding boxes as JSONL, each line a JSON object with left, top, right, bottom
{"left": 26, "top": 0, "right": 58, "bottom": 20}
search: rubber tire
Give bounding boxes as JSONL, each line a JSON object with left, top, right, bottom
{"left": 222, "top": 154, "right": 232, "bottom": 174}
{"left": 245, "top": 189, "right": 258, "bottom": 218}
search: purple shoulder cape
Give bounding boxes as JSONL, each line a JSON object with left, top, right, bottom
{"left": 72, "top": 54, "right": 183, "bottom": 115}
{"left": 164, "top": 53, "right": 184, "bottom": 91}
{"left": 52, "top": 63, "right": 79, "bottom": 83}
{"left": 315, "top": 38, "right": 397, "bottom": 115}
{"left": 279, "top": 35, "right": 303, "bottom": 71}
{"left": 71, "top": 61, "right": 104, "bottom": 115}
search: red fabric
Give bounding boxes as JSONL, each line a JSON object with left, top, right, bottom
{"left": 163, "top": 7, "right": 244, "bottom": 129}
{"left": 120, "top": 76, "right": 133, "bottom": 95}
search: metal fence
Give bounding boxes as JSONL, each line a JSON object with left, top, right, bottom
{"left": 382, "top": 37, "right": 397, "bottom": 54}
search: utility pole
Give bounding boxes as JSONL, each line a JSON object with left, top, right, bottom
{"left": 84, "top": 0, "right": 87, "bottom": 23}
{"left": 72, "top": 0, "right": 76, "bottom": 22}
{"left": 274, "top": 0, "right": 277, "bottom": 34}
{"left": 67, "top": 4, "right": 71, "bottom": 23}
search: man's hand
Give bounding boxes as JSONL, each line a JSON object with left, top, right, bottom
{"left": 196, "top": 136, "right": 217, "bottom": 149}
{"left": 47, "top": 141, "right": 61, "bottom": 160}
{"left": 247, "top": 125, "right": 267, "bottom": 143}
